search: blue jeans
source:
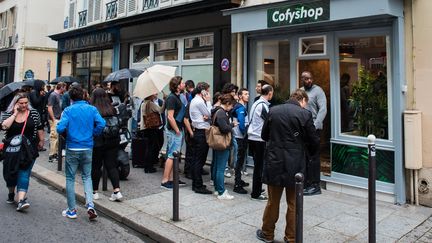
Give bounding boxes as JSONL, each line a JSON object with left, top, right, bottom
{"left": 166, "top": 129, "right": 183, "bottom": 159}
{"left": 213, "top": 149, "right": 230, "bottom": 195}
{"left": 16, "top": 160, "right": 36, "bottom": 192}
{"left": 231, "top": 137, "right": 238, "bottom": 168}
{"left": 65, "top": 149, "right": 94, "bottom": 210}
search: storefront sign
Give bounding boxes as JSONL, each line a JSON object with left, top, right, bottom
{"left": 267, "top": 0, "right": 330, "bottom": 28}
{"left": 59, "top": 32, "right": 114, "bottom": 52}
{"left": 221, "top": 58, "right": 230, "bottom": 72}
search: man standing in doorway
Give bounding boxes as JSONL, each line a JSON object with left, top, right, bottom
{"left": 256, "top": 89, "right": 319, "bottom": 243}
{"left": 301, "top": 71, "right": 327, "bottom": 196}
{"left": 47, "top": 82, "right": 66, "bottom": 163}
{"left": 248, "top": 84, "right": 273, "bottom": 201}
{"left": 254, "top": 80, "right": 268, "bottom": 102}
{"left": 161, "top": 76, "right": 187, "bottom": 189}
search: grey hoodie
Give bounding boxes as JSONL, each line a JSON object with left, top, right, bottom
{"left": 301, "top": 84, "right": 327, "bottom": 130}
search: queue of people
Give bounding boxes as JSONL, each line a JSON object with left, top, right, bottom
{"left": 1, "top": 69, "right": 327, "bottom": 242}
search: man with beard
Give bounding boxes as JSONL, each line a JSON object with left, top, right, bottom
{"left": 300, "top": 71, "right": 327, "bottom": 196}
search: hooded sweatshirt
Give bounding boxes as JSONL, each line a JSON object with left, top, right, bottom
{"left": 232, "top": 102, "right": 248, "bottom": 139}
{"left": 247, "top": 97, "right": 270, "bottom": 142}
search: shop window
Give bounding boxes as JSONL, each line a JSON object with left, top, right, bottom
{"left": 252, "top": 39, "right": 290, "bottom": 105}
{"left": 184, "top": 35, "right": 214, "bottom": 60}
{"left": 154, "top": 40, "right": 178, "bottom": 61}
{"left": 133, "top": 43, "right": 150, "bottom": 63}
{"left": 338, "top": 36, "right": 390, "bottom": 140}
{"left": 299, "top": 36, "right": 326, "bottom": 56}
{"left": 76, "top": 52, "right": 89, "bottom": 68}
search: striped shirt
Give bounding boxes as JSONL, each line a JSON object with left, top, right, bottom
{"left": 1, "top": 109, "right": 43, "bottom": 140}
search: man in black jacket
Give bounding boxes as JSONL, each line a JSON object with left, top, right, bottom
{"left": 256, "top": 89, "right": 320, "bottom": 243}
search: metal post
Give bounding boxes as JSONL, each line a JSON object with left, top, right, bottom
{"left": 102, "top": 166, "right": 108, "bottom": 191}
{"left": 368, "top": 134, "right": 376, "bottom": 243}
{"left": 173, "top": 151, "right": 180, "bottom": 221}
{"left": 295, "top": 173, "right": 304, "bottom": 243}
{"left": 57, "top": 135, "right": 63, "bottom": 171}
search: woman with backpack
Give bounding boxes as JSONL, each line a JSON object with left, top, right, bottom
{"left": 211, "top": 94, "right": 238, "bottom": 200}
{"left": 139, "top": 94, "right": 165, "bottom": 173}
{"left": 1, "top": 92, "right": 44, "bottom": 211}
{"left": 90, "top": 88, "right": 123, "bottom": 201}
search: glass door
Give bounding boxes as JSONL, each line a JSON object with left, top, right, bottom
{"left": 298, "top": 59, "right": 331, "bottom": 176}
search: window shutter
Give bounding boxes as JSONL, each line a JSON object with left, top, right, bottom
{"left": 88, "top": 0, "right": 94, "bottom": 23}
{"left": 94, "top": 0, "right": 102, "bottom": 21}
{"left": 69, "top": 2, "right": 76, "bottom": 28}
{"left": 118, "top": 0, "right": 126, "bottom": 17}
{"left": 127, "top": 0, "right": 137, "bottom": 14}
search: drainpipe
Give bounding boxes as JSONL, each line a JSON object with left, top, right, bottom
{"left": 19, "top": 0, "right": 28, "bottom": 81}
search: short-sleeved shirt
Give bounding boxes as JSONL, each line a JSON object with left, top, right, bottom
{"left": 165, "top": 93, "right": 184, "bottom": 131}
{"left": 47, "top": 91, "right": 62, "bottom": 119}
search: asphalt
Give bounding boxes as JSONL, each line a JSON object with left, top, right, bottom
{"left": 3, "top": 130, "right": 432, "bottom": 242}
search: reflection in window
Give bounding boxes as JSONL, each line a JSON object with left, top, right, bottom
{"left": 184, "top": 35, "right": 214, "bottom": 60}
{"left": 154, "top": 40, "right": 178, "bottom": 61}
{"left": 339, "top": 36, "right": 389, "bottom": 139}
{"left": 133, "top": 44, "right": 150, "bottom": 63}
{"left": 253, "top": 40, "right": 290, "bottom": 105}
{"left": 76, "top": 52, "right": 89, "bottom": 68}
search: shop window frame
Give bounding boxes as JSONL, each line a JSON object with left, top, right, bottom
{"left": 333, "top": 28, "right": 394, "bottom": 149}
{"left": 298, "top": 35, "right": 327, "bottom": 57}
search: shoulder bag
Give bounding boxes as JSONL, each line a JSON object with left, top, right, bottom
{"left": 206, "top": 109, "right": 232, "bottom": 150}
{"left": 143, "top": 101, "right": 162, "bottom": 129}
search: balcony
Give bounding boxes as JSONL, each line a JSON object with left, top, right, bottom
{"left": 78, "top": 10, "right": 88, "bottom": 27}
{"left": 106, "top": 0, "right": 118, "bottom": 20}
{"left": 143, "top": 0, "right": 159, "bottom": 11}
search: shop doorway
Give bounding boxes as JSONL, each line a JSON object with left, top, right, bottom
{"left": 298, "top": 59, "right": 331, "bottom": 175}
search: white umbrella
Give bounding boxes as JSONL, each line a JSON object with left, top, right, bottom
{"left": 133, "top": 65, "right": 177, "bottom": 99}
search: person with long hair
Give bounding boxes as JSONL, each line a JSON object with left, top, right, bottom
{"left": 1, "top": 92, "right": 44, "bottom": 211}
{"left": 211, "top": 94, "right": 238, "bottom": 200}
{"left": 90, "top": 88, "right": 123, "bottom": 201}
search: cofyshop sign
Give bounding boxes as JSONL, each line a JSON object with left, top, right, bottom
{"left": 267, "top": 1, "right": 330, "bottom": 28}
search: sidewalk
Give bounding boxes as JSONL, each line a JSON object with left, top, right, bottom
{"left": 31, "top": 148, "right": 432, "bottom": 243}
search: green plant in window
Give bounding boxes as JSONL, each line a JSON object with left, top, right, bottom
{"left": 351, "top": 68, "right": 388, "bottom": 139}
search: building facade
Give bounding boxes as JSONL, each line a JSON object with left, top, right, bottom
{"left": 50, "top": 0, "right": 240, "bottom": 92}
{"left": 226, "top": 0, "right": 407, "bottom": 204}
{"left": 0, "top": 0, "right": 64, "bottom": 83}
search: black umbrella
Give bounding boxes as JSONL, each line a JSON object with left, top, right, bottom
{"left": 50, "top": 76, "right": 80, "bottom": 84}
{"left": 103, "top": 68, "right": 143, "bottom": 82}
{"left": 22, "top": 79, "right": 36, "bottom": 87}
{"left": 0, "top": 82, "right": 25, "bottom": 100}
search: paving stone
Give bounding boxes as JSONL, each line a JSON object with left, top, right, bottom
{"left": 377, "top": 214, "right": 421, "bottom": 239}
{"left": 319, "top": 213, "right": 367, "bottom": 236}
{"left": 304, "top": 226, "right": 351, "bottom": 243}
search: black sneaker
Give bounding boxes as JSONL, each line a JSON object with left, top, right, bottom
{"left": 6, "top": 193, "right": 15, "bottom": 204}
{"left": 304, "top": 186, "right": 321, "bottom": 196}
{"left": 16, "top": 198, "right": 30, "bottom": 211}
{"left": 256, "top": 229, "right": 273, "bottom": 243}
{"left": 144, "top": 167, "right": 157, "bottom": 173}
{"left": 233, "top": 186, "right": 248, "bottom": 194}
{"left": 194, "top": 187, "right": 212, "bottom": 194}
{"left": 239, "top": 180, "right": 250, "bottom": 187}
{"left": 178, "top": 180, "right": 186, "bottom": 186}
{"left": 48, "top": 154, "right": 57, "bottom": 163}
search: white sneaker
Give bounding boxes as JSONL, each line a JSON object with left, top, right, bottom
{"left": 217, "top": 190, "right": 234, "bottom": 200}
{"left": 109, "top": 192, "right": 123, "bottom": 202}
{"left": 224, "top": 171, "right": 232, "bottom": 178}
{"left": 209, "top": 180, "right": 214, "bottom": 186}
{"left": 241, "top": 171, "right": 249, "bottom": 176}
{"left": 93, "top": 192, "right": 100, "bottom": 200}
{"left": 213, "top": 191, "right": 219, "bottom": 196}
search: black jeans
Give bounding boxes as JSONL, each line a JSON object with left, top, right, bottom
{"left": 184, "top": 132, "right": 194, "bottom": 175}
{"left": 92, "top": 146, "right": 120, "bottom": 190}
{"left": 306, "top": 129, "right": 321, "bottom": 187}
{"left": 234, "top": 137, "right": 248, "bottom": 186}
{"left": 249, "top": 140, "right": 266, "bottom": 198}
{"left": 191, "top": 129, "right": 209, "bottom": 189}
{"left": 143, "top": 128, "right": 162, "bottom": 169}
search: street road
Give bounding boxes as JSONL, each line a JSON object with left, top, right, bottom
{"left": 0, "top": 175, "right": 155, "bottom": 243}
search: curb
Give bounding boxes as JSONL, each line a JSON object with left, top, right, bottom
{"left": 31, "top": 164, "right": 208, "bottom": 243}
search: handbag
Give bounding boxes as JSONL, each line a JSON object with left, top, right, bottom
{"left": 143, "top": 102, "right": 162, "bottom": 129}
{"left": 206, "top": 109, "right": 232, "bottom": 150}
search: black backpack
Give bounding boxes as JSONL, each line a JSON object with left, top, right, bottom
{"left": 103, "top": 116, "right": 120, "bottom": 139}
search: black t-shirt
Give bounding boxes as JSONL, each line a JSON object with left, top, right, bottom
{"left": 165, "top": 93, "right": 184, "bottom": 131}
{"left": 6, "top": 116, "right": 38, "bottom": 152}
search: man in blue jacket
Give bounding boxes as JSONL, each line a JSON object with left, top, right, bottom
{"left": 57, "top": 85, "right": 105, "bottom": 221}
{"left": 232, "top": 88, "right": 250, "bottom": 194}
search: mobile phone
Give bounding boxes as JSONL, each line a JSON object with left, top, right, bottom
{"left": 201, "top": 90, "right": 208, "bottom": 96}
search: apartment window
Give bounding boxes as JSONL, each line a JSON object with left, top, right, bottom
{"left": 0, "top": 12, "right": 8, "bottom": 47}
{"left": 184, "top": 35, "right": 214, "bottom": 60}
{"left": 154, "top": 40, "right": 178, "bottom": 61}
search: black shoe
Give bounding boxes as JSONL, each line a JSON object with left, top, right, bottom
{"left": 194, "top": 187, "right": 212, "bottom": 194}
{"left": 233, "top": 186, "right": 248, "bottom": 194}
{"left": 256, "top": 229, "right": 273, "bottom": 243}
{"left": 304, "top": 186, "right": 321, "bottom": 196}
{"left": 6, "top": 193, "right": 14, "bottom": 204}
{"left": 239, "top": 180, "right": 250, "bottom": 187}
{"left": 201, "top": 170, "right": 209, "bottom": 175}
{"left": 144, "top": 168, "right": 157, "bottom": 173}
